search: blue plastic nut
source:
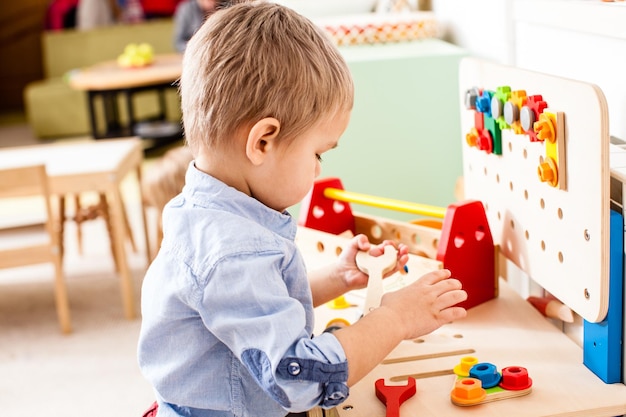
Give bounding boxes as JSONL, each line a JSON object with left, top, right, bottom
{"left": 469, "top": 362, "right": 501, "bottom": 389}
{"left": 476, "top": 91, "right": 493, "bottom": 117}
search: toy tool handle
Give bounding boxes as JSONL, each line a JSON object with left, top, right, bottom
{"left": 375, "top": 377, "right": 417, "bottom": 417}
{"left": 324, "top": 187, "right": 446, "bottom": 219}
{"left": 358, "top": 246, "right": 398, "bottom": 315}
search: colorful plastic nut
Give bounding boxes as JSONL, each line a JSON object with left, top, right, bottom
{"left": 477, "top": 129, "right": 493, "bottom": 153}
{"left": 503, "top": 101, "right": 519, "bottom": 125}
{"left": 466, "top": 128, "right": 480, "bottom": 147}
{"left": 465, "top": 87, "right": 481, "bottom": 110}
{"left": 450, "top": 378, "right": 487, "bottom": 405}
{"left": 499, "top": 366, "right": 532, "bottom": 391}
{"left": 453, "top": 356, "right": 479, "bottom": 377}
{"left": 520, "top": 105, "right": 536, "bottom": 133}
{"left": 537, "top": 156, "right": 558, "bottom": 187}
{"left": 491, "top": 86, "right": 511, "bottom": 130}
{"left": 507, "top": 90, "right": 528, "bottom": 134}
{"left": 469, "top": 362, "right": 501, "bottom": 389}
{"left": 475, "top": 91, "right": 493, "bottom": 117}
{"left": 534, "top": 112, "right": 556, "bottom": 143}
{"left": 521, "top": 95, "right": 548, "bottom": 142}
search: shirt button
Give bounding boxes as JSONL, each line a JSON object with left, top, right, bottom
{"left": 328, "top": 391, "right": 346, "bottom": 400}
{"left": 288, "top": 361, "right": 301, "bottom": 376}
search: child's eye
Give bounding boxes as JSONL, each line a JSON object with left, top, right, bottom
{"left": 316, "top": 154, "right": 323, "bottom": 162}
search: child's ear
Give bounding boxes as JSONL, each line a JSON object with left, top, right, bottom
{"left": 245, "top": 117, "right": 281, "bottom": 165}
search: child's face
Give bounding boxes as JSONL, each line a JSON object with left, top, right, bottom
{"left": 256, "top": 110, "right": 351, "bottom": 212}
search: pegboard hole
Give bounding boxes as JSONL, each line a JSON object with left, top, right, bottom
{"left": 497, "top": 211, "right": 502, "bottom": 220}
{"left": 454, "top": 233, "right": 465, "bottom": 248}
{"left": 509, "top": 181, "right": 514, "bottom": 191}
{"left": 312, "top": 205, "right": 324, "bottom": 219}
{"left": 413, "top": 338, "right": 425, "bottom": 343}
{"left": 584, "top": 229, "right": 591, "bottom": 241}
{"left": 525, "top": 230, "right": 529, "bottom": 240}
{"left": 335, "top": 246, "right": 342, "bottom": 256}
{"left": 483, "top": 166, "right": 488, "bottom": 176}
{"left": 584, "top": 288, "right": 590, "bottom": 299}
{"left": 541, "top": 240, "right": 546, "bottom": 251}
{"left": 524, "top": 189, "right": 529, "bottom": 200}
{"left": 391, "top": 228, "right": 401, "bottom": 240}
{"left": 412, "top": 233, "right": 421, "bottom": 245}
{"left": 523, "top": 148, "right": 528, "bottom": 159}
{"left": 432, "top": 239, "right": 439, "bottom": 249}
{"left": 510, "top": 219, "right": 515, "bottom": 230}
{"left": 370, "top": 225, "right": 383, "bottom": 240}
{"left": 540, "top": 198, "right": 545, "bottom": 209}
{"left": 496, "top": 174, "right": 500, "bottom": 183}
{"left": 342, "top": 405, "right": 354, "bottom": 411}
{"left": 316, "top": 241, "right": 325, "bottom": 252}
{"left": 453, "top": 334, "right": 464, "bottom": 339}
{"left": 558, "top": 251, "right": 563, "bottom": 263}
{"left": 508, "top": 142, "right": 513, "bottom": 152}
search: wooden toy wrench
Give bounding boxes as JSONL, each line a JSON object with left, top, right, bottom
{"left": 357, "top": 245, "right": 398, "bottom": 315}
{"left": 375, "top": 377, "right": 417, "bottom": 417}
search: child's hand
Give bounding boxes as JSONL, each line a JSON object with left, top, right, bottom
{"left": 337, "top": 234, "right": 409, "bottom": 291}
{"left": 379, "top": 269, "right": 467, "bottom": 340}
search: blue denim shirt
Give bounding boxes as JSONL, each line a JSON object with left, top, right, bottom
{"left": 137, "top": 163, "right": 349, "bottom": 417}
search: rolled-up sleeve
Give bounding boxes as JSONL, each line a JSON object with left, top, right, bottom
{"left": 193, "top": 248, "right": 349, "bottom": 412}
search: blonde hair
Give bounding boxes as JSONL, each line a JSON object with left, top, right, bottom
{"left": 180, "top": 0, "right": 354, "bottom": 155}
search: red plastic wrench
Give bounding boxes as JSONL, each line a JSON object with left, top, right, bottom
{"left": 375, "top": 377, "right": 417, "bottom": 417}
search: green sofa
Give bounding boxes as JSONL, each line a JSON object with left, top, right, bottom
{"left": 24, "top": 19, "right": 181, "bottom": 139}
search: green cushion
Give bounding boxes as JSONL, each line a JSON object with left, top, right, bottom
{"left": 24, "top": 19, "right": 178, "bottom": 139}
{"left": 24, "top": 78, "right": 90, "bottom": 138}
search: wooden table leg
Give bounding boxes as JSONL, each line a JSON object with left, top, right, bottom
{"left": 108, "top": 184, "right": 136, "bottom": 320}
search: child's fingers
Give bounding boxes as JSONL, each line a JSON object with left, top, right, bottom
{"left": 438, "top": 305, "right": 468, "bottom": 323}
{"left": 436, "top": 287, "right": 468, "bottom": 310}
{"left": 419, "top": 268, "right": 453, "bottom": 284}
{"left": 353, "top": 234, "right": 370, "bottom": 251}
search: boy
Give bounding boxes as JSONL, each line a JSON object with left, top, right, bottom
{"left": 137, "top": 2, "right": 468, "bottom": 416}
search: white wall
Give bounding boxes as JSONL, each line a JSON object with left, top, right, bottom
{"left": 430, "top": 0, "right": 514, "bottom": 64}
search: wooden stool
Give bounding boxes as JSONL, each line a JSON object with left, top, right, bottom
{"left": 58, "top": 192, "right": 136, "bottom": 271}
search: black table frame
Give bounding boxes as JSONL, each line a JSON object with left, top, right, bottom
{"left": 86, "top": 81, "right": 181, "bottom": 140}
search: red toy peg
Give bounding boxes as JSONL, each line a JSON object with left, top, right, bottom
{"left": 437, "top": 200, "right": 496, "bottom": 310}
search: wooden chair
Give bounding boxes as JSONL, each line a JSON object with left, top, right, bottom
{"left": 0, "top": 164, "right": 72, "bottom": 333}
{"left": 141, "top": 146, "right": 193, "bottom": 260}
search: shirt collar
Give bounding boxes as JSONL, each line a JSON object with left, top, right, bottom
{"left": 183, "top": 162, "right": 297, "bottom": 241}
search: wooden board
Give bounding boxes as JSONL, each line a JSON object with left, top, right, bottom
{"left": 459, "top": 57, "right": 610, "bottom": 323}
{"left": 298, "top": 225, "right": 626, "bottom": 417}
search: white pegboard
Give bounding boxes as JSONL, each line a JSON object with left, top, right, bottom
{"left": 459, "top": 57, "right": 610, "bottom": 323}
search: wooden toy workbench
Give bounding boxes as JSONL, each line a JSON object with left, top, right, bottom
{"left": 297, "top": 57, "right": 626, "bottom": 416}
